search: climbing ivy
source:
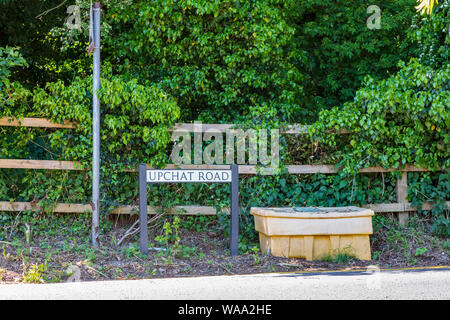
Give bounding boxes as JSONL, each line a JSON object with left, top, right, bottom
{"left": 288, "top": 0, "right": 419, "bottom": 118}
{"left": 312, "top": 59, "right": 449, "bottom": 173}
{"left": 1, "top": 71, "right": 180, "bottom": 210}
{"left": 0, "top": 47, "right": 31, "bottom": 112}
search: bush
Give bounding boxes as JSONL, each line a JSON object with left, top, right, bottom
{"left": 288, "top": 0, "right": 418, "bottom": 118}
{"left": 1, "top": 73, "right": 180, "bottom": 209}
{"left": 312, "top": 59, "right": 449, "bottom": 173}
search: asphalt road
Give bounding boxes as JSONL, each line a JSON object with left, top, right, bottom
{"left": 0, "top": 267, "right": 448, "bottom": 300}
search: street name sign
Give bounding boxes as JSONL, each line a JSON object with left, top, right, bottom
{"left": 146, "top": 169, "right": 232, "bottom": 183}
{"left": 139, "top": 164, "right": 239, "bottom": 256}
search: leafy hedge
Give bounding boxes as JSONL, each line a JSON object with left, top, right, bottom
{"left": 1, "top": 65, "right": 180, "bottom": 211}
{"left": 312, "top": 59, "right": 449, "bottom": 173}
{"left": 312, "top": 58, "right": 449, "bottom": 235}
{"left": 0, "top": 1, "right": 449, "bottom": 243}
{"left": 288, "top": 0, "right": 418, "bottom": 118}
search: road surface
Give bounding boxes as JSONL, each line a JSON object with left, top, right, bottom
{"left": 0, "top": 267, "right": 448, "bottom": 300}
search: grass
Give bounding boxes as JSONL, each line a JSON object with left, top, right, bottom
{"left": 371, "top": 214, "right": 449, "bottom": 266}
{"left": 0, "top": 210, "right": 448, "bottom": 283}
{"left": 320, "top": 246, "right": 357, "bottom": 264}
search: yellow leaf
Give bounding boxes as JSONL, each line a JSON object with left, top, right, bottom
{"left": 415, "top": 0, "right": 438, "bottom": 15}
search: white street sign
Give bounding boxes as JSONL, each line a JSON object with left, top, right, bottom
{"left": 146, "top": 170, "right": 232, "bottom": 183}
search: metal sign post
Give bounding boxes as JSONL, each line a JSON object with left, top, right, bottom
{"left": 91, "top": 2, "right": 101, "bottom": 247}
{"left": 138, "top": 164, "right": 240, "bottom": 256}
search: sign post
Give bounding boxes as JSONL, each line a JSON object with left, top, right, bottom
{"left": 91, "top": 2, "right": 101, "bottom": 247}
{"left": 138, "top": 164, "right": 239, "bottom": 256}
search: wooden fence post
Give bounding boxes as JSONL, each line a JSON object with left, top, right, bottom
{"left": 396, "top": 172, "right": 409, "bottom": 226}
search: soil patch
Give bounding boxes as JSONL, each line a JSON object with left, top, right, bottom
{"left": 0, "top": 213, "right": 448, "bottom": 284}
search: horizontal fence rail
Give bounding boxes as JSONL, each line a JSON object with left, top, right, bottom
{"left": 0, "top": 159, "right": 431, "bottom": 174}
{"left": 0, "top": 117, "right": 448, "bottom": 223}
{"left": 1, "top": 117, "right": 311, "bottom": 133}
{"left": 1, "top": 201, "right": 449, "bottom": 215}
{"left": 0, "top": 117, "right": 76, "bottom": 129}
{"left": 0, "top": 159, "right": 83, "bottom": 170}
{"left": 0, "top": 117, "right": 350, "bottom": 134}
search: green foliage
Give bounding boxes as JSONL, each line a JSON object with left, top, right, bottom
{"left": 312, "top": 59, "right": 449, "bottom": 173}
{"left": 410, "top": 0, "right": 449, "bottom": 68}
{"left": 0, "top": 46, "right": 28, "bottom": 84}
{"left": 0, "top": 0, "right": 84, "bottom": 86}
{"left": 56, "top": 0, "right": 302, "bottom": 124}
{"left": 0, "top": 0, "right": 448, "bottom": 248}
{"left": 310, "top": 6, "right": 449, "bottom": 236}
{"left": 372, "top": 214, "right": 447, "bottom": 264}
{"left": 23, "top": 263, "right": 46, "bottom": 283}
{"left": 1, "top": 72, "right": 180, "bottom": 210}
{"left": 33, "top": 73, "right": 180, "bottom": 166}
{"left": 409, "top": 172, "right": 450, "bottom": 236}
{"left": 0, "top": 47, "right": 31, "bottom": 112}
{"left": 181, "top": 215, "right": 216, "bottom": 232}
{"left": 312, "top": 58, "right": 449, "bottom": 235}
{"left": 321, "top": 246, "right": 357, "bottom": 264}
{"left": 288, "top": 0, "right": 418, "bottom": 117}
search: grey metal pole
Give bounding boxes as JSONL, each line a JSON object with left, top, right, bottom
{"left": 139, "top": 164, "right": 148, "bottom": 255}
{"left": 91, "top": 2, "right": 101, "bottom": 247}
{"left": 230, "top": 164, "right": 239, "bottom": 256}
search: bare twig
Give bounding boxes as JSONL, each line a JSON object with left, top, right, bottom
{"left": 116, "top": 213, "right": 163, "bottom": 246}
{"left": 116, "top": 219, "right": 139, "bottom": 246}
{"left": 213, "top": 262, "right": 234, "bottom": 275}
{"left": 8, "top": 210, "right": 22, "bottom": 240}
{"left": 35, "top": 0, "right": 67, "bottom": 20}
{"left": 84, "top": 265, "right": 109, "bottom": 279}
{"left": 28, "top": 139, "right": 61, "bottom": 158}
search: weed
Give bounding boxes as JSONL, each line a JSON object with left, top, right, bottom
{"left": 371, "top": 214, "right": 449, "bottom": 265}
{"left": 181, "top": 216, "right": 216, "bottom": 232}
{"left": 415, "top": 247, "right": 428, "bottom": 256}
{"left": 122, "top": 243, "right": 142, "bottom": 260}
{"left": 373, "top": 250, "right": 381, "bottom": 260}
{"left": 183, "top": 265, "right": 192, "bottom": 273}
{"left": 84, "top": 247, "right": 97, "bottom": 264}
{"left": 23, "top": 264, "right": 46, "bottom": 283}
{"left": 175, "top": 245, "right": 197, "bottom": 259}
{"left": 146, "top": 268, "right": 157, "bottom": 276}
{"left": 154, "top": 216, "right": 184, "bottom": 259}
{"left": 321, "top": 246, "right": 357, "bottom": 264}
{"left": 250, "top": 246, "right": 261, "bottom": 265}
{"left": 196, "top": 251, "right": 206, "bottom": 260}
{"left": 113, "top": 268, "right": 123, "bottom": 278}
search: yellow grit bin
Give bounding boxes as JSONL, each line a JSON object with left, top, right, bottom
{"left": 251, "top": 206, "right": 374, "bottom": 260}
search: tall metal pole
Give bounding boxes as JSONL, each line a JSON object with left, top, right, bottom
{"left": 230, "top": 164, "right": 239, "bottom": 256}
{"left": 92, "top": 2, "right": 101, "bottom": 247}
{"left": 139, "top": 164, "right": 148, "bottom": 255}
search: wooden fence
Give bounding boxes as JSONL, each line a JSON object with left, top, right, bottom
{"left": 1, "top": 117, "right": 448, "bottom": 225}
